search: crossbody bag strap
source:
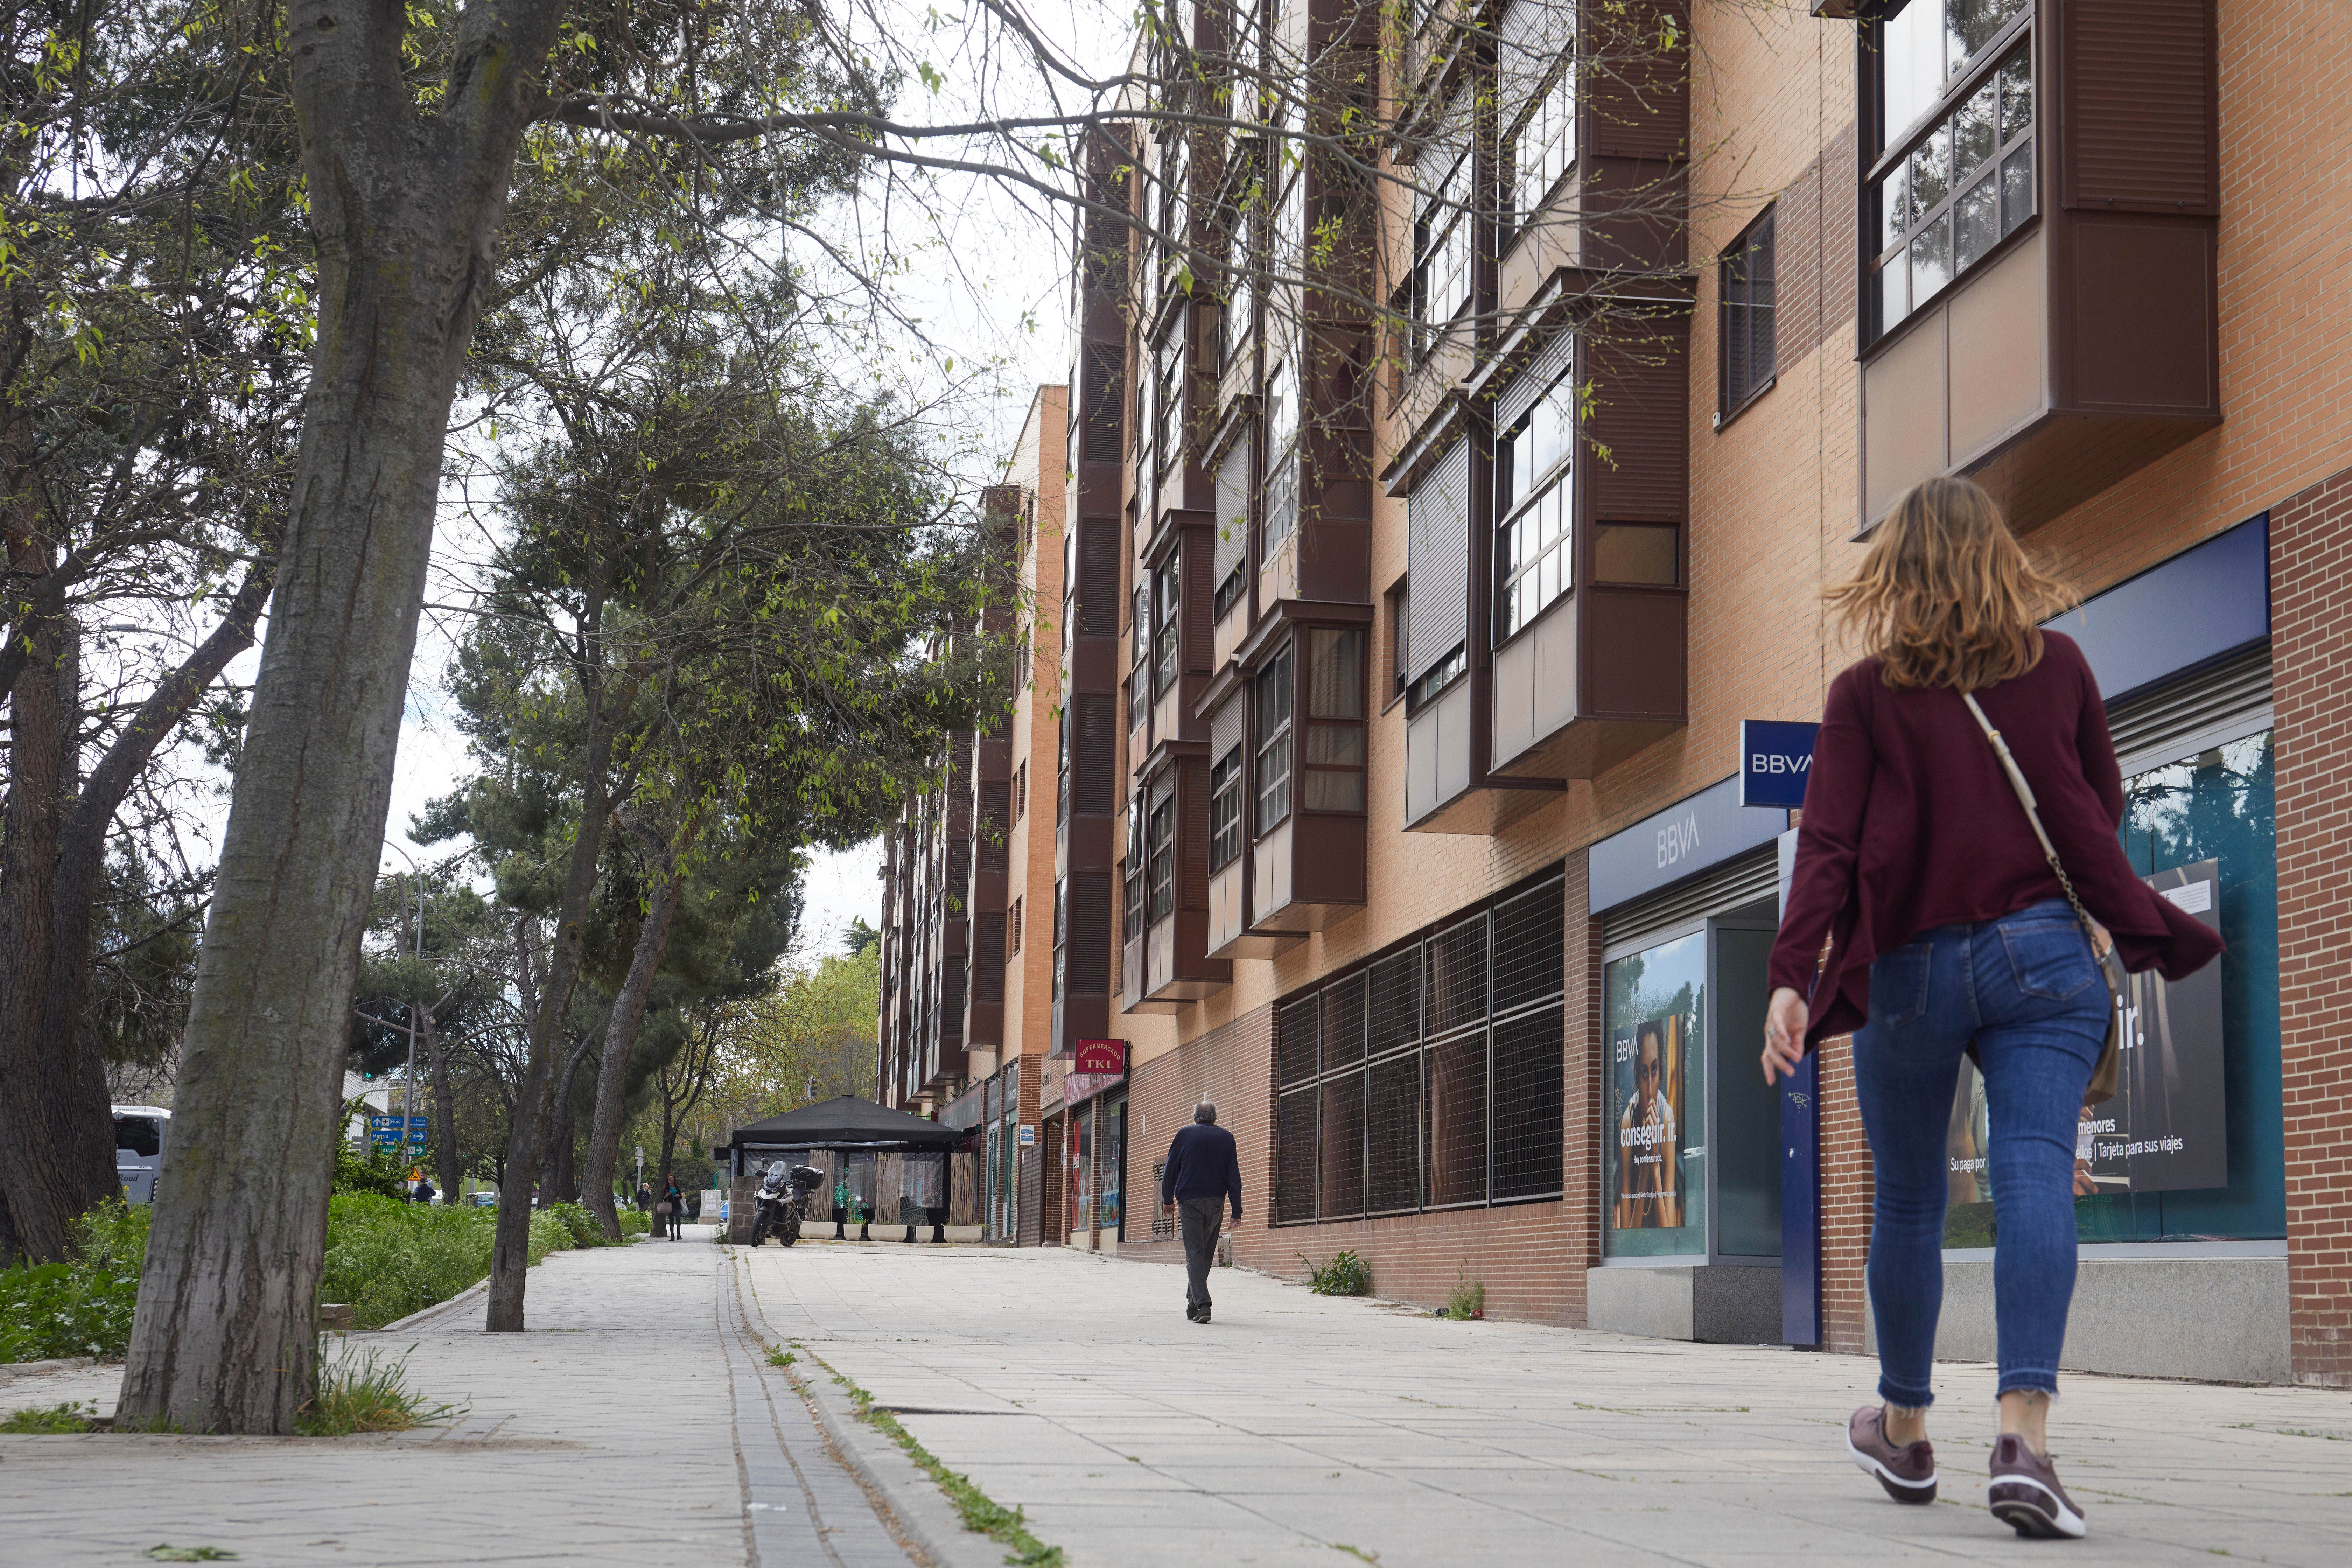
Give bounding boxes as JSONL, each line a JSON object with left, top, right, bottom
{"left": 1959, "top": 690, "right": 2111, "bottom": 958}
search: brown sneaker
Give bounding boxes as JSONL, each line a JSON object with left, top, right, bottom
{"left": 1989, "top": 1434, "right": 2086, "bottom": 1538}
{"left": 1847, "top": 1405, "right": 1938, "bottom": 1503}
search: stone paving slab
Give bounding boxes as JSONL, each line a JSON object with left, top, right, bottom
{"left": 740, "top": 1242, "right": 2352, "bottom": 1568}
{"left": 0, "top": 1236, "right": 920, "bottom": 1568}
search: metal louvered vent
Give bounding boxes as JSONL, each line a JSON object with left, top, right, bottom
{"left": 2105, "top": 643, "right": 2271, "bottom": 775}
{"left": 1082, "top": 342, "right": 1124, "bottom": 465}
{"left": 1269, "top": 868, "right": 1565, "bottom": 1225}
{"left": 1601, "top": 847, "right": 1780, "bottom": 954}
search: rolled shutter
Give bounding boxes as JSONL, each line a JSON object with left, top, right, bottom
{"left": 1214, "top": 434, "right": 1252, "bottom": 584}
{"left": 1211, "top": 690, "right": 1245, "bottom": 765}
{"left": 1405, "top": 436, "right": 1472, "bottom": 684}
{"left": 1497, "top": 328, "right": 1575, "bottom": 431}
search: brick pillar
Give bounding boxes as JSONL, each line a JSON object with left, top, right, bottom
{"left": 1816, "top": 1034, "right": 1874, "bottom": 1356}
{"left": 2269, "top": 465, "right": 2352, "bottom": 1388}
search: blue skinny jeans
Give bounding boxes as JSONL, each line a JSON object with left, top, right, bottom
{"left": 1852, "top": 898, "right": 2109, "bottom": 1406}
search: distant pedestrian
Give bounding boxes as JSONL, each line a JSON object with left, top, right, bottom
{"left": 635, "top": 1181, "right": 654, "bottom": 1213}
{"left": 660, "top": 1175, "right": 685, "bottom": 1240}
{"left": 410, "top": 1178, "right": 436, "bottom": 1204}
{"left": 1158, "top": 1100, "right": 1242, "bottom": 1324}
{"left": 1763, "top": 477, "right": 2222, "bottom": 1541}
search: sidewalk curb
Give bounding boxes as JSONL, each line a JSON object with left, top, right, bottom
{"left": 379, "top": 1276, "right": 490, "bottom": 1334}
{"left": 0, "top": 1355, "right": 99, "bottom": 1384}
{"left": 786, "top": 1356, "right": 1010, "bottom": 1568}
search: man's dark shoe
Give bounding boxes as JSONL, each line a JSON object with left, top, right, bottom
{"left": 1195, "top": 1306, "right": 1211, "bottom": 1325}
{"left": 1847, "top": 1405, "right": 1937, "bottom": 1504}
{"left": 1185, "top": 1304, "right": 1200, "bottom": 1322}
{"left": 1989, "top": 1434, "right": 2086, "bottom": 1539}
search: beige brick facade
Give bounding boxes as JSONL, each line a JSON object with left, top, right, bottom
{"left": 904, "top": 1, "right": 2352, "bottom": 1385}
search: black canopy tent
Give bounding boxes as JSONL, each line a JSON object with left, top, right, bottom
{"left": 719, "top": 1096, "right": 966, "bottom": 1241}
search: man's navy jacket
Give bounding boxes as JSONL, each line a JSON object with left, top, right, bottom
{"left": 1159, "top": 1122, "right": 1243, "bottom": 1219}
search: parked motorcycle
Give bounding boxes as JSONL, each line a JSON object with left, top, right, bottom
{"left": 749, "top": 1160, "right": 826, "bottom": 1247}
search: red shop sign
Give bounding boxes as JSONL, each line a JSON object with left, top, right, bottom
{"left": 1072, "top": 1039, "right": 1126, "bottom": 1076}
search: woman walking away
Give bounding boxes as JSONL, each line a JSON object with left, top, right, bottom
{"left": 661, "top": 1175, "right": 686, "bottom": 1241}
{"left": 1761, "top": 477, "right": 2221, "bottom": 1541}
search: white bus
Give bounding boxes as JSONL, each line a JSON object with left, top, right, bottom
{"left": 113, "top": 1105, "right": 171, "bottom": 1204}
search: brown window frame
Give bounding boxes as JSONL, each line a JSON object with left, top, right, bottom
{"left": 1298, "top": 626, "right": 1367, "bottom": 816}
{"left": 1863, "top": 7, "right": 2037, "bottom": 347}
{"left": 1209, "top": 746, "right": 1244, "bottom": 870}
{"left": 1717, "top": 206, "right": 1777, "bottom": 422}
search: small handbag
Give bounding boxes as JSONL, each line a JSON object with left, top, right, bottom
{"left": 656, "top": 1200, "right": 672, "bottom": 1216}
{"left": 1960, "top": 691, "right": 2127, "bottom": 1104}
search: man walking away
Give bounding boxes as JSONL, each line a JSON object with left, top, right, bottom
{"left": 1160, "top": 1100, "right": 1243, "bottom": 1323}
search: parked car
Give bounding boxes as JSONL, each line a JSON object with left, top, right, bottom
{"left": 113, "top": 1105, "right": 170, "bottom": 1204}
{"left": 470, "top": 1191, "right": 497, "bottom": 1208}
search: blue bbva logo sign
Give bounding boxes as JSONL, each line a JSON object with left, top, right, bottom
{"left": 1740, "top": 720, "right": 1820, "bottom": 810}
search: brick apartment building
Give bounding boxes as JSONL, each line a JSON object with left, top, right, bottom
{"left": 876, "top": 388, "right": 1068, "bottom": 1245}
{"left": 878, "top": 0, "right": 2351, "bottom": 1386}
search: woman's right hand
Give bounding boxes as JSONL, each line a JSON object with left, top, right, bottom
{"left": 1762, "top": 987, "right": 1808, "bottom": 1084}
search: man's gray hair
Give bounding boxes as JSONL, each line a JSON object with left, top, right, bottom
{"left": 1194, "top": 1099, "right": 1218, "bottom": 1125}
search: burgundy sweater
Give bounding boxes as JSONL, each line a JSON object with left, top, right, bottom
{"left": 1768, "top": 632, "right": 2223, "bottom": 1049}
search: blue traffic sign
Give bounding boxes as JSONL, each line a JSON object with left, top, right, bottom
{"left": 1740, "top": 720, "right": 1820, "bottom": 809}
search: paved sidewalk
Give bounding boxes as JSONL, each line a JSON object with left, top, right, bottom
{"left": 0, "top": 1234, "right": 917, "bottom": 1568}
{"left": 743, "top": 1243, "right": 2352, "bottom": 1568}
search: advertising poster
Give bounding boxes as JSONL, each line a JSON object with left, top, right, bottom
{"left": 1612, "top": 1012, "right": 1685, "bottom": 1229}
{"left": 1947, "top": 859, "right": 2228, "bottom": 1208}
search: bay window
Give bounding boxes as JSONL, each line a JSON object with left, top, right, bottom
{"left": 1496, "top": 364, "right": 1576, "bottom": 639}
{"left": 1255, "top": 639, "right": 1295, "bottom": 830}
{"left": 1301, "top": 628, "right": 1366, "bottom": 812}
{"left": 1262, "top": 356, "right": 1299, "bottom": 552}
{"left": 1147, "top": 797, "right": 1176, "bottom": 920}
{"left": 1508, "top": 55, "right": 1575, "bottom": 239}
{"left": 1209, "top": 748, "right": 1244, "bottom": 869}
{"left": 1153, "top": 555, "right": 1181, "bottom": 694}
{"left": 1869, "top": 3, "right": 2033, "bottom": 340}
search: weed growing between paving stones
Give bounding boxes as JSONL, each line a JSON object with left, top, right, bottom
{"left": 1445, "top": 1267, "right": 1485, "bottom": 1321}
{"left": 1303, "top": 1251, "right": 1372, "bottom": 1297}
{"left": 0, "top": 1400, "right": 103, "bottom": 1433}
{"left": 766, "top": 1345, "right": 796, "bottom": 1367}
{"left": 296, "top": 1343, "right": 464, "bottom": 1435}
{"left": 800, "top": 1351, "right": 1063, "bottom": 1568}
{"left": 141, "top": 1547, "right": 238, "bottom": 1561}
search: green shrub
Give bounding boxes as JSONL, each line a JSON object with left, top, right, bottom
{"left": 619, "top": 1210, "right": 651, "bottom": 1236}
{"left": 541, "top": 1201, "right": 608, "bottom": 1248}
{"left": 1303, "top": 1250, "right": 1372, "bottom": 1297}
{"left": 333, "top": 1141, "right": 411, "bottom": 1199}
{"left": 527, "top": 1207, "right": 574, "bottom": 1258}
{"left": 0, "top": 1200, "right": 150, "bottom": 1363}
{"left": 317, "top": 1194, "right": 499, "bottom": 1329}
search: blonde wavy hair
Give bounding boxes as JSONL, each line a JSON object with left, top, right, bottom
{"left": 1827, "top": 476, "right": 2078, "bottom": 691}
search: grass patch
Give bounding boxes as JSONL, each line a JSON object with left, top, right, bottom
{"left": 1444, "top": 1266, "right": 1485, "bottom": 1321}
{"left": 0, "top": 1400, "right": 103, "bottom": 1433}
{"left": 803, "top": 1352, "right": 1061, "bottom": 1567}
{"left": 1302, "top": 1251, "right": 1371, "bottom": 1297}
{"left": 141, "top": 1547, "right": 239, "bottom": 1562}
{"left": 295, "top": 1343, "right": 464, "bottom": 1436}
{"left": 766, "top": 1345, "right": 796, "bottom": 1367}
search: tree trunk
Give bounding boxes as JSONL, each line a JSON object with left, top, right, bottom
{"left": 0, "top": 507, "right": 80, "bottom": 1265}
{"left": 116, "top": 0, "right": 570, "bottom": 1432}
{"left": 582, "top": 834, "right": 692, "bottom": 1240}
{"left": 1, "top": 548, "right": 276, "bottom": 1261}
{"left": 486, "top": 741, "right": 615, "bottom": 1330}
{"left": 426, "top": 1005, "right": 461, "bottom": 1203}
